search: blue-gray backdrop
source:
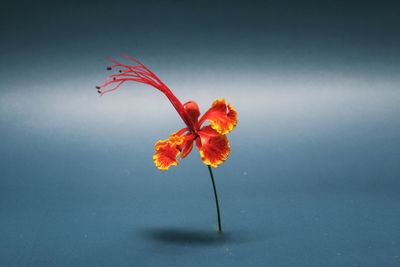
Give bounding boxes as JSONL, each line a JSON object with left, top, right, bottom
{"left": 1, "top": 1, "right": 399, "bottom": 266}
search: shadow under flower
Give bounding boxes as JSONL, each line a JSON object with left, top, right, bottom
{"left": 140, "top": 227, "right": 232, "bottom": 246}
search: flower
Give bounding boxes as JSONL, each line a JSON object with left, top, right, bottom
{"left": 96, "top": 55, "right": 238, "bottom": 170}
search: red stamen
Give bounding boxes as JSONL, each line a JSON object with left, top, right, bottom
{"left": 97, "top": 55, "right": 196, "bottom": 131}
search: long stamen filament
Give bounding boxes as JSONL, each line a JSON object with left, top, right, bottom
{"left": 96, "top": 55, "right": 196, "bottom": 131}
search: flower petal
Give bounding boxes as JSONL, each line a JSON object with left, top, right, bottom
{"left": 197, "top": 126, "right": 231, "bottom": 167}
{"left": 183, "top": 101, "right": 201, "bottom": 129}
{"left": 153, "top": 132, "right": 184, "bottom": 170}
{"left": 180, "top": 133, "right": 195, "bottom": 159}
{"left": 199, "top": 98, "right": 238, "bottom": 135}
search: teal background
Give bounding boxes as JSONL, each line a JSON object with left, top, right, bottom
{"left": 1, "top": 1, "right": 400, "bottom": 266}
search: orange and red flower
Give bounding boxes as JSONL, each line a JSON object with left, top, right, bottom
{"left": 96, "top": 55, "right": 237, "bottom": 170}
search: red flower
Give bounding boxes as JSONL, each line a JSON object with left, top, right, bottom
{"left": 97, "top": 55, "right": 238, "bottom": 170}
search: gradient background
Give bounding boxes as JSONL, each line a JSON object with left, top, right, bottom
{"left": 1, "top": 1, "right": 400, "bottom": 266}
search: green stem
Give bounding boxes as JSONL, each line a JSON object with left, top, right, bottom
{"left": 207, "top": 165, "right": 222, "bottom": 233}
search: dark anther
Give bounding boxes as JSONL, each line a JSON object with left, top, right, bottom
{"left": 107, "top": 66, "right": 112, "bottom": 71}
{"left": 95, "top": 86, "right": 101, "bottom": 89}
{"left": 97, "top": 89, "right": 102, "bottom": 94}
{"left": 113, "top": 77, "right": 116, "bottom": 80}
{"left": 119, "top": 70, "right": 122, "bottom": 73}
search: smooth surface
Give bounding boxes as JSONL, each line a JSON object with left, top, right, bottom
{"left": 1, "top": 1, "right": 400, "bottom": 266}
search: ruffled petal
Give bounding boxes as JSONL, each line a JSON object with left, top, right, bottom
{"left": 197, "top": 126, "right": 231, "bottom": 167}
{"left": 183, "top": 101, "right": 201, "bottom": 129}
{"left": 180, "top": 133, "right": 195, "bottom": 159}
{"left": 153, "top": 131, "right": 185, "bottom": 170}
{"left": 199, "top": 98, "right": 238, "bottom": 135}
